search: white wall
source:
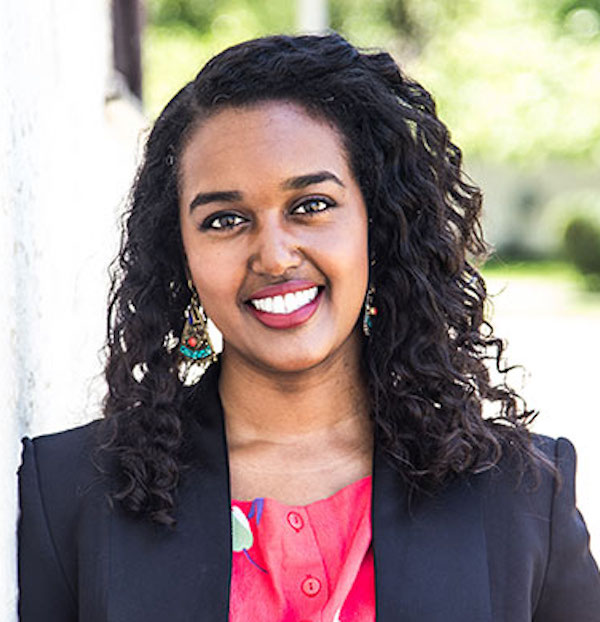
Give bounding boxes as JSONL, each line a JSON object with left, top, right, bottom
{"left": 0, "top": 2, "right": 144, "bottom": 618}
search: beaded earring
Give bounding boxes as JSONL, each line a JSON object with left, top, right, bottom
{"left": 179, "top": 282, "right": 217, "bottom": 366}
{"left": 362, "top": 285, "right": 378, "bottom": 337}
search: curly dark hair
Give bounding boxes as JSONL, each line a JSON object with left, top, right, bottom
{"left": 99, "top": 32, "right": 550, "bottom": 527}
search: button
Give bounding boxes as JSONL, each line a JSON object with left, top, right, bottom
{"left": 301, "top": 575, "right": 321, "bottom": 597}
{"left": 287, "top": 511, "right": 304, "bottom": 531}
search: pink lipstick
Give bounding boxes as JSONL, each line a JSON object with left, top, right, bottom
{"left": 245, "top": 280, "right": 323, "bottom": 329}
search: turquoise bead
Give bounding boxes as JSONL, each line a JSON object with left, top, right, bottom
{"left": 180, "top": 344, "right": 213, "bottom": 360}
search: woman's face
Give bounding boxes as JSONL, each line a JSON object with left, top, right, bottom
{"left": 179, "top": 101, "right": 369, "bottom": 374}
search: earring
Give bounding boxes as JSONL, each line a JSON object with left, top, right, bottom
{"left": 362, "top": 285, "right": 378, "bottom": 337}
{"left": 179, "top": 282, "right": 217, "bottom": 366}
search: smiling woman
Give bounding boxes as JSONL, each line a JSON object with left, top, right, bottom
{"left": 179, "top": 102, "right": 368, "bottom": 375}
{"left": 17, "top": 33, "right": 600, "bottom": 621}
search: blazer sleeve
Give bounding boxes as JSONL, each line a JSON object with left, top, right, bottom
{"left": 533, "top": 437, "right": 600, "bottom": 621}
{"left": 18, "top": 437, "right": 78, "bottom": 622}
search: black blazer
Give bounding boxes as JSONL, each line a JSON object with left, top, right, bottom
{"left": 18, "top": 362, "right": 600, "bottom": 621}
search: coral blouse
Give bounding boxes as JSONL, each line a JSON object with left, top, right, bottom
{"left": 229, "top": 475, "right": 375, "bottom": 622}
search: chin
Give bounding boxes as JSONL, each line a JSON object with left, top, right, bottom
{"left": 254, "top": 338, "right": 357, "bottom": 376}
{"left": 257, "top": 353, "right": 332, "bottom": 375}
{"left": 222, "top": 328, "right": 360, "bottom": 376}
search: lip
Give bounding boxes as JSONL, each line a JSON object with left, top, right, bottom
{"left": 246, "top": 279, "right": 320, "bottom": 301}
{"left": 246, "top": 286, "right": 324, "bottom": 329}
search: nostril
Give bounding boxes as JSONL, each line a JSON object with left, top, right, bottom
{"left": 248, "top": 247, "right": 303, "bottom": 277}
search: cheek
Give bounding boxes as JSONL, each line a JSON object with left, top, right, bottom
{"left": 345, "top": 211, "right": 369, "bottom": 273}
{"left": 326, "top": 219, "right": 369, "bottom": 299}
{"left": 180, "top": 232, "right": 238, "bottom": 317}
{"left": 189, "top": 252, "right": 237, "bottom": 313}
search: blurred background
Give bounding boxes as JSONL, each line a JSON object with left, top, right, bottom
{"left": 2, "top": 0, "right": 599, "bottom": 617}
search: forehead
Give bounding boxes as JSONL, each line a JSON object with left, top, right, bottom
{"left": 179, "top": 101, "right": 352, "bottom": 187}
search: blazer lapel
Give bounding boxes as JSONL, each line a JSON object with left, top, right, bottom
{"left": 108, "top": 362, "right": 232, "bottom": 621}
{"left": 372, "top": 443, "right": 492, "bottom": 621}
{"left": 107, "top": 362, "right": 492, "bottom": 621}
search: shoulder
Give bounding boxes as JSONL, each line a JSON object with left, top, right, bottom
{"left": 19, "top": 419, "right": 105, "bottom": 494}
{"left": 19, "top": 419, "right": 109, "bottom": 542}
{"left": 18, "top": 419, "right": 113, "bottom": 547}
{"left": 482, "top": 432, "right": 570, "bottom": 490}
{"left": 531, "top": 432, "right": 576, "bottom": 467}
{"left": 477, "top": 434, "right": 575, "bottom": 532}
{"left": 18, "top": 420, "right": 111, "bottom": 613}
{"left": 21, "top": 418, "right": 103, "bottom": 461}
{"left": 476, "top": 433, "right": 600, "bottom": 618}
{"left": 473, "top": 433, "right": 560, "bottom": 556}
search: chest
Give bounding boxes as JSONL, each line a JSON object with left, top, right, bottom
{"left": 227, "top": 443, "right": 372, "bottom": 505}
{"left": 74, "top": 463, "right": 549, "bottom": 622}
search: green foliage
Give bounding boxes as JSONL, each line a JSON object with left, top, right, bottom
{"left": 405, "top": 0, "right": 600, "bottom": 165}
{"left": 143, "top": 23, "right": 208, "bottom": 117}
{"left": 327, "top": 0, "right": 480, "bottom": 52}
{"left": 557, "top": 192, "right": 600, "bottom": 288}
{"left": 482, "top": 259, "right": 580, "bottom": 281}
{"left": 147, "top": 0, "right": 219, "bottom": 32}
{"left": 564, "top": 217, "right": 600, "bottom": 275}
{"left": 143, "top": 0, "right": 294, "bottom": 117}
{"left": 143, "top": 0, "right": 600, "bottom": 165}
{"left": 147, "top": 0, "right": 293, "bottom": 32}
{"left": 555, "top": 0, "right": 600, "bottom": 25}
{"left": 564, "top": 217, "right": 600, "bottom": 290}
{"left": 546, "top": 190, "right": 600, "bottom": 237}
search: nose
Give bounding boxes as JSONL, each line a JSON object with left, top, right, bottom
{"left": 248, "top": 218, "right": 302, "bottom": 278}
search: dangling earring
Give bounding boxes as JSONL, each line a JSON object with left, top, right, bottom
{"left": 179, "top": 281, "right": 217, "bottom": 366}
{"left": 362, "top": 285, "right": 377, "bottom": 337}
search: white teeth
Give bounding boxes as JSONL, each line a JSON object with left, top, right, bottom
{"left": 272, "top": 295, "right": 285, "bottom": 314}
{"left": 249, "top": 286, "right": 319, "bottom": 314}
{"left": 283, "top": 292, "right": 296, "bottom": 313}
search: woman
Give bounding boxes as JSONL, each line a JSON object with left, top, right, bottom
{"left": 18, "top": 33, "right": 600, "bottom": 621}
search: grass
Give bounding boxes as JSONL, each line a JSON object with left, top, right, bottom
{"left": 481, "top": 258, "right": 580, "bottom": 281}
{"left": 481, "top": 258, "right": 600, "bottom": 315}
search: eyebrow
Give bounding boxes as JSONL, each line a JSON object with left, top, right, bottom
{"left": 281, "top": 170, "right": 345, "bottom": 191}
{"left": 189, "top": 190, "right": 243, "bottom": 212}
{"left": 188, "top": 170, "right": 345, "bottom": 213}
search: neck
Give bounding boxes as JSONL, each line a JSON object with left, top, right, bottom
{"left": 219, "top": 336, "right": 371, "bottom": 447}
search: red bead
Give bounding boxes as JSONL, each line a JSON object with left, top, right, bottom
{"left": 186, "top": 336, "right": 198, "bottom": 348}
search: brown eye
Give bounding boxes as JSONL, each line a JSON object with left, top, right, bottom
{"left": 201, "top": 212, "right": 247, "bottom": 230}
{"left": 293, "top": 197, "right": 335, "bottom": 215}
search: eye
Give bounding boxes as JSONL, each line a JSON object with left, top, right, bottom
{"left": 201, "top": 212, "right": 247, "bottom": 231}
{"left": 292, "top": 197, "right": 335, "bottom": 215}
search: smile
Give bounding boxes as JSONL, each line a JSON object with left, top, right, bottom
{"left": 249, "top": 286, "right": 319, "bottom": 314}
{"left": 245, "top": 282, "right": 323, "bottom": 329}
